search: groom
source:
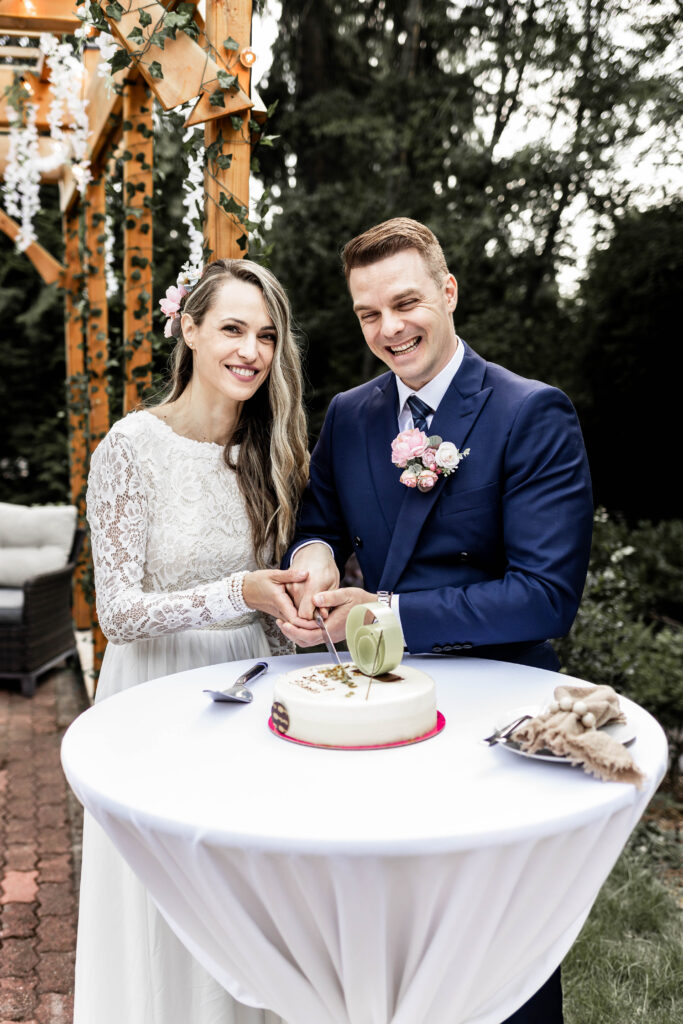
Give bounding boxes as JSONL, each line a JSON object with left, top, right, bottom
{"left": 278, "top": 217, "right": 593, "bottom": 1021}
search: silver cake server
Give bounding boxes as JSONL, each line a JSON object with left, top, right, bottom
{"left": 203, "top": 661, "right": 268, "bottom": 703}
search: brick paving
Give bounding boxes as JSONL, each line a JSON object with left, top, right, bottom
{"left": 0, "top": 669, "right": 89, "bottom": 1024}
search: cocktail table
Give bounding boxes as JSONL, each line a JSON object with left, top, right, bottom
{"left": 61, "top": 654, "right": 668, "bottom": 1024}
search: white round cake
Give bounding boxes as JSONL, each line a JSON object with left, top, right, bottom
{"left": 270, "top": 663, "right": 437, "bottom": 747}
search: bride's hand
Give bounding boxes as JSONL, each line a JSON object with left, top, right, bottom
{"left": 242, "top": 568, "right": 319, "bottom": 629}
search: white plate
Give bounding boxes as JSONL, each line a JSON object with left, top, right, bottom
{"left": 493, "top": 705, "right": 636, "bottom": 763}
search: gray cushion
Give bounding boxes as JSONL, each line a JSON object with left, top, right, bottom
{"left": 0, "top": 503, "right": 77, "bottom": 586}
{"left": 0, "top": 587, "right": 24, "bottom": 624}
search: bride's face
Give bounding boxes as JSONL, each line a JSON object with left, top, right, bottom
{"left": 181, "top": 278, "right": 276, "bottom": 404}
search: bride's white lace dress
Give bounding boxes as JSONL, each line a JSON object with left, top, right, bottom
{"left": 74, "top": 409, "right": 289, "bottom": 1024}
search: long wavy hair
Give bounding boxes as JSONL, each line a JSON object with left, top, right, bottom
{"left": 159, "top": 259, "right": 309, "bottom": 566}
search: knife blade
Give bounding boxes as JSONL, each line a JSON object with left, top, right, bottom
{"left": 314, "top": 608, "right": 354, "bottom": 684}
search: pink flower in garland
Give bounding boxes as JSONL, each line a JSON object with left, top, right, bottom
{"left": 160, "top": 282, "right": 189, "bottom": 338}
{"left": 159, "top": 283, "right": 187, "bottom": 318}
{"left": 391, "top": 428, "right": 430, "bottom": 468}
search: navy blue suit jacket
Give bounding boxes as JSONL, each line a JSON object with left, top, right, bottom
{"left": 285, "top": 342, "right": 593, "bottom": 669}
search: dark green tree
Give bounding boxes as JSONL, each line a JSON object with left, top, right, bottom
{"left": 259, "top": 0, "right": 681, "bottom": 431}
{"left": 0, "top": 189, "right": 68, "bottom": 504}
{"left": 577, "top": 201, "right": 682, "bottom": 520}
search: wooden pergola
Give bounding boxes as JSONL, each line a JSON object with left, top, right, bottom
{"left": 0, "top": 0, "right": 259, "bottom": 673}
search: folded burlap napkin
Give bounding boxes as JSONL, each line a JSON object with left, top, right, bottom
{"left": 511, "top": 683, "right": 645, "bottom": 787}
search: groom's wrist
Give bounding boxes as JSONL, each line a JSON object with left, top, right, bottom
{"left": 376, "top": 591, "right": 406, "bottom": 648}
{"left": 291, "top": 540, "right": 335, "bottom": 566}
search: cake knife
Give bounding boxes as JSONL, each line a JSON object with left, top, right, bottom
{"left": 314, "top": 609, "right": 355, "bottom": 685}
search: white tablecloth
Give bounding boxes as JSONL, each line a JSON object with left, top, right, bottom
{"left": 61, "top": 655, "right": 667, "bottom": 1024}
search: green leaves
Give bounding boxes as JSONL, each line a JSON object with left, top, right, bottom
{"left": 108, "top": 47, "right": 131, "bottom": 73}
{"left": 218, "top": 193, "right": 246, "bottom": 218}
{"left": 223, "top": 36, "right": 240, "bottom": 51}
{"left": 105, "top": 1, "right": 124, "bottom": 23}
{"left": 147, "top": 61, "right": 164, "bottom": 80}
{"left": 138, "top": 9, "right": 152, "bottom": 28}
{"left": 209, "top": 90, "right": 226, "bottom": 108}
{"left": 216, "top": 70, "right": 238, "bottom": 91}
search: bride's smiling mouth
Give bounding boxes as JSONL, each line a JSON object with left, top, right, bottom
{"left": 225, "top": 365, "right": 259, "bottom": 379}
{"left": 388, "top": 336, "right": 422, "bottom": 356}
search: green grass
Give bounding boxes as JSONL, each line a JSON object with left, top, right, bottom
{"left": 564, "top": 818, "right": 682, "bottom": 1024}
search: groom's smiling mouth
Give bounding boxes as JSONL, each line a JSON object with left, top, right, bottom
{"left": 388, "top": 336, "right": 422, "bottom": 356}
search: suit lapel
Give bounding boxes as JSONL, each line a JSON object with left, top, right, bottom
{"left": 365, "top": 374, "right": 406, "bottom": 533}
{"left": 379, "top": 342, "right": 493, "bottom": 591}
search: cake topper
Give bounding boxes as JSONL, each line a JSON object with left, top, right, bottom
{"left": 346, "top": 602, "right": 404, "bottom": 677}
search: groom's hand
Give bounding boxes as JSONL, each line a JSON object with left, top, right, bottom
{"left": 278, "top": 586, "right": 375, "bottom": 646}
{"left": 287, "top": 544, "right": 340, "bottom": 621}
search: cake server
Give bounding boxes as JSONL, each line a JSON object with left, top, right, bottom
{"left": 314, "top": 609, "right": 355, "bottom": 685}
{"left": 203, "top": 661, "right": 268, "bottom": 703}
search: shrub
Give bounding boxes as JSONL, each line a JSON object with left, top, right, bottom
{"left": 556, "top": 512, "right": 683, "bottom": 783}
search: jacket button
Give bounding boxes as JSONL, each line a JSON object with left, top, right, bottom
{"left": 452, "top": 643, "right": 461, "bottom": 650}
{"left": 433, "top": 645, "right": 443, "bottom": 654}
{"left": 463, "top": 642, "right": 473, "bottom": 649}
{"left": 354, "top": 536, "right": 363, "bottom": 548}
{"left": 459, "top": 551, "right": 470, "bottom": 563}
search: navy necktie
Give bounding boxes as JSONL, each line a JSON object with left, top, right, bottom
{"left": 407, "top": 394, "right": 432, "bottom": 434}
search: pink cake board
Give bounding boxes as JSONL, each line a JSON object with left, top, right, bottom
{"left": 267, "top": 711, "right": 446, "bottom": 750}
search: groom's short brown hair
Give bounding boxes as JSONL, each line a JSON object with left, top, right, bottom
{"left": 341, "top": 217, "right": 449, "bottom": 286}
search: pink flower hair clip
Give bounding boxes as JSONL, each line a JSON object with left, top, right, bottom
{"left": 391, "top": 428, "right": 470, "bottom": 492}
{"left": 159, "top": 267, "right": 202, "bottom": 338}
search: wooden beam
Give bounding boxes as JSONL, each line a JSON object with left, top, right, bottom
{"left": 62, "top": 206, "right": 91, "bottom": 630}
{"left": 0, "top": 70, "right": 52, "bottom": 130}
{"left": 204, "top": 0, "right": 253, "bottom": 259}
{"left": 103, "top": 0, "right": 252, "bottom": 118}
{"left": 0, "top": 208, "right": 65, "bottom": 283}
{"left": 0, "top": 0, "right": 81, "bottom": 33}
{"left": 122, "top": 76, "right": 153, "bottom": 413}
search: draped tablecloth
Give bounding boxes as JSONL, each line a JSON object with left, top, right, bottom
{"left": 61, "top": 655, "right": 668, "bottom": 1024}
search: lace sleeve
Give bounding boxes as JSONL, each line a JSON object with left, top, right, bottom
{"left": 258, "top": 612, "right": 296, "bottom": 657}
{"left": 87, "top": 430, "right": 250, "bottom": 645}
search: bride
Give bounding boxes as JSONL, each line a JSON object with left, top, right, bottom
{"left": 74, "top": 259, "right": 311, "bottom": 1024}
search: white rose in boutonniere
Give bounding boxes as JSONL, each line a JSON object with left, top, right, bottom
{"left": 435, "top": 441, "right": 470, "bottom": 474}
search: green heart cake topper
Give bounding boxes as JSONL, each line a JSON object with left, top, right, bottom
{"left": 345, "top": 602, "right": 404, "bottom": 676}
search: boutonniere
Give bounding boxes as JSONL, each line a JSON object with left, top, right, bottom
{"left": 391, "top": 428, "right": 470, "bottom": 492}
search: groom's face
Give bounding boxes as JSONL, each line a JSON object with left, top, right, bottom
{"left": 349, "top": 248, "right": 458, "bottom": 390}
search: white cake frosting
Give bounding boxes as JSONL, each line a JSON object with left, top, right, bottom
{"left": 271, "top": 663, "right": 437, "bottom": 747}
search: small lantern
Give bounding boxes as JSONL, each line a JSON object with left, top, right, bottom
{"left": 239, "top": 47, "right": 256, "bottom": 68}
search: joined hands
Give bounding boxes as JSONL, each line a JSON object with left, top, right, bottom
{"left": 275, "top": 544, "right": 375, "bottom": 646}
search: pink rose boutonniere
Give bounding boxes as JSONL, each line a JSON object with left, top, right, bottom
{"left": 391, "top": 430, "right": 470, "bottom": 492}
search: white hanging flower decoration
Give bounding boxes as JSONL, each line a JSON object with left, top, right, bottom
{"left": 3, "top": 101, "right": 41, "bottom": 251}
{"left": 39, "top": 33, "right": 91, "bottom": 195}
{"left": 182, "top": 123, "right": 205, "bottom": 276}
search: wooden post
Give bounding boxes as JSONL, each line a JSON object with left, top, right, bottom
{"left": 122, "top": 76, "right": 154, "bottom": 413}
{"left": 84, "top": 172, "right": 110, "bottom": 678}
{"left": 204, "top": 0, "right": 253, "bottom": 258}
{"left": 63, "top": 207, "right": 91, "bottom": 630}
{"left": 84, "top": 173, "right": 110, "bottom": 451}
